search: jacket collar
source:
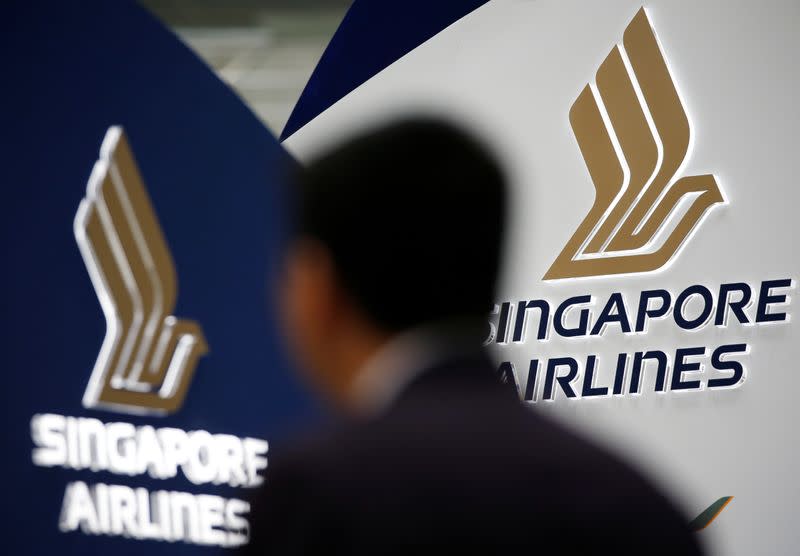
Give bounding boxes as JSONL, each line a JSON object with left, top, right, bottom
{"left": 348, "top": 318, "right": 490, "bottom": 416}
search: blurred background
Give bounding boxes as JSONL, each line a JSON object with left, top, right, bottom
{"left": 141, "top": 0, "right": 351, "bottom": 134}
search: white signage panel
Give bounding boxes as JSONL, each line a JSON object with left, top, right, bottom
{"left": 284, "top": 2, "right": 800, "bottom": 554}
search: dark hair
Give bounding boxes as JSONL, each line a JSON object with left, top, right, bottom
{"left": 292, "top": 117, "right": 507, "bottom": 332}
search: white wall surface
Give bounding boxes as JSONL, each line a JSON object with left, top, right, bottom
{"left": 284, "top": 2, "right": 800, "bottom": 553}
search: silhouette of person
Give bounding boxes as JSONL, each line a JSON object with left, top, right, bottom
{"left": 243, "top": 118, "right": 702, "bottom": 555}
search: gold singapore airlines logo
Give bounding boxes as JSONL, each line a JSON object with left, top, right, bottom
{"left": 545, "top": 8, "right": 725, "bottom": 280}
{"left": 74, "top": 126, "right": 208, "bottom": 415}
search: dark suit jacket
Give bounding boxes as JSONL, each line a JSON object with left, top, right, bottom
{"left": 243, "top": 354, "right": 702, "bottom": 554}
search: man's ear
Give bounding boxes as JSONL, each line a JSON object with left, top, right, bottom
{"left": 282, "top": 239, "right": 341, "bottom": 347}
{"left": 280, "top": 238, "right": 357, "bottom": 406}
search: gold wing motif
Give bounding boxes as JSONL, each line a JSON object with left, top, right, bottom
{"left": 74, "top": 126, "right": 208, "bottom": 415}
{"left": 544, "top": 8, "right": 724, "bottom": 280}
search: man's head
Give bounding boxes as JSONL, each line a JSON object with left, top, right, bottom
{"left": 280, "top": 118, "right": 507, "bottom": 410}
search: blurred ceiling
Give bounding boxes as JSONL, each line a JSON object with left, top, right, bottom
{"left": 141, "top": 0, "right": 351, "bottom": 136}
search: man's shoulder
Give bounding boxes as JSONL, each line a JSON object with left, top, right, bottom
{"left": 252, "top": 369, "right": 700, "bottom": 554}
{"left": 274, "top": 388, "right": 660, "bottom": 506}
{"left": 264, "top": 396, "right": 698, "bottom": 550}
{"left": 272, "top": 357, "right": 640, "bottom": 494}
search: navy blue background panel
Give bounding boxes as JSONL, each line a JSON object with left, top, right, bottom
{"left": 1, "top": 1, "right": 316, "bottom": 553}
{"left": 280, "top": 0, "right": 490, "bottom": 140}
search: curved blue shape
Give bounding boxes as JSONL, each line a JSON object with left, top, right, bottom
{"left": 280, "top": 0, "right": 489, "bottom": 141}
{"left": 1, "top": 1, "right": 316, "bottom": 553}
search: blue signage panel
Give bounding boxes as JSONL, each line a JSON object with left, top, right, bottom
{"left": 1, "top": 1, "right": 316, "bottom": 553}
